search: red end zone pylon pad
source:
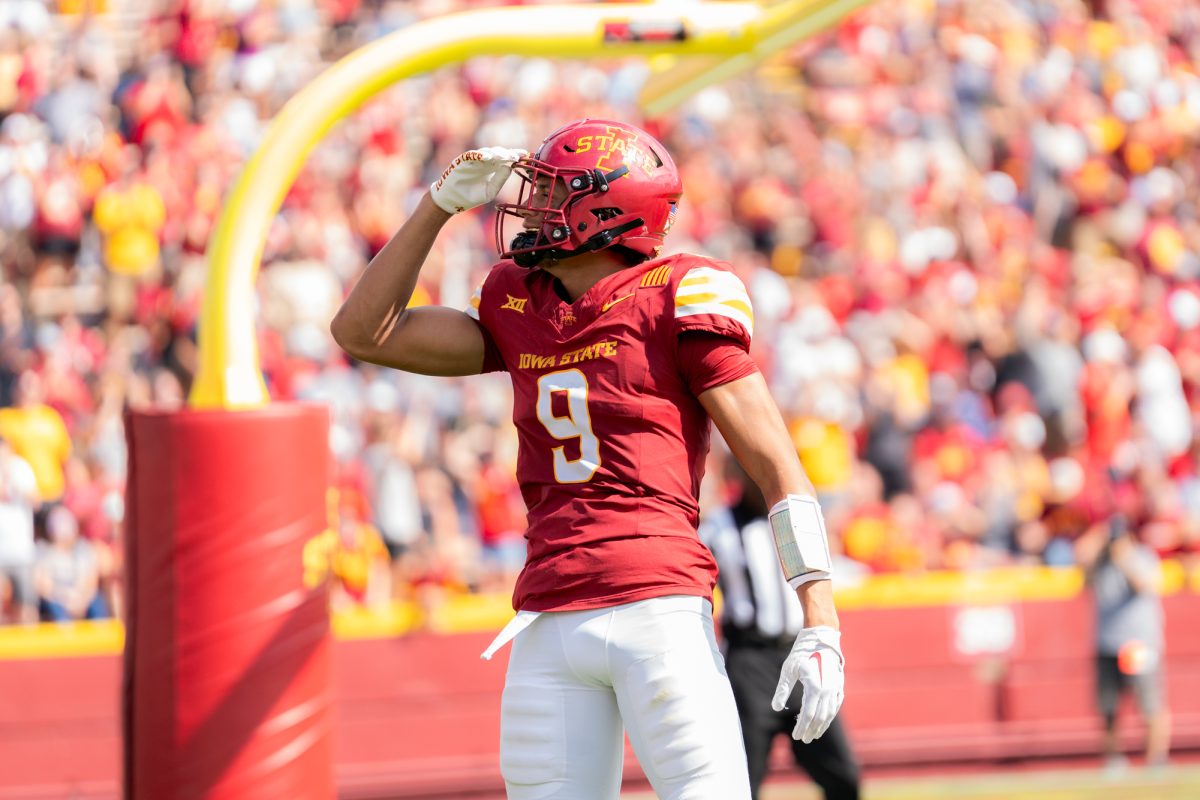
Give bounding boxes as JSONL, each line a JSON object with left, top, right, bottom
{"left": 123, "top": 403, "right": 334, "bottom": 799}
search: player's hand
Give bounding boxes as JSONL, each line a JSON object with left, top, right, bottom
{"left": 429, "top": 146, "right": 528, "bottom": 214}
{"left": 772, "top": 625, "right": 845, "bottom": 743}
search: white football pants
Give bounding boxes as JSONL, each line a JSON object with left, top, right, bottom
{"left": 499, "top": 594, "right": 752, "bottom": 800}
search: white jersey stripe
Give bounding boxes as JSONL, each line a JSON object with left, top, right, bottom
{"left": 674, "top": 266, "right": 754, "bottom": 337}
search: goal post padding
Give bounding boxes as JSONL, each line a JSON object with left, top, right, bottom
{"left": 122, "top": 404, "right": 333, "bottom": 799}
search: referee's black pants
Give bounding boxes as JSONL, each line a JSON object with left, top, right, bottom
{"left": 725, "top": 639, "right": 861, "bottom": 800}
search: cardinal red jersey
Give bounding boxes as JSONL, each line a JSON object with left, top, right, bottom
{"left": 467, "top": 253, "right": 755, "bottom": 611}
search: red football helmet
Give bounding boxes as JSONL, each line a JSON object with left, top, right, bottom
{"left": 496, "top": 119, "right": 682, "bottom": 267}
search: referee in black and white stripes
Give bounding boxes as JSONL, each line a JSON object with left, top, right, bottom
{"left": 701, "top": 462, "right": 861, "bottom": 800}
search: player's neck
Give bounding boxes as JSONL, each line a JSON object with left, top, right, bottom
{"left": 539, "top": 252, "right": 628, "bottom": 303}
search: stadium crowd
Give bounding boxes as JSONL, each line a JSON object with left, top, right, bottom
{"left": 2, "top": 0, "right": 1200, "bottom": 624}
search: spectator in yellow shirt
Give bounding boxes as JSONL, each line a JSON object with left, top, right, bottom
{"left": 0, "top": 370, "right": 71, "bottom": 505}
{"left": 92, "top": 146, "right": 166, "bottom": 279}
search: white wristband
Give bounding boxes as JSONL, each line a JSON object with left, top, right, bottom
{"left": 768, "top": 494, "right": 833, "bottom": 584}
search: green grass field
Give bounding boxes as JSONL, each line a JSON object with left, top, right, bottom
{"left": 619, "top": 762, "right": 1200, "bottom": 799}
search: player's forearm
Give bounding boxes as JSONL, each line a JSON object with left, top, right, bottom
{"left": 748, "top": 456, "right": 816, "bottom": 510}
{"left": 734, "top": 461, "right": 841, "bottom": 629}
{"left": 796, "top": 578, "right": 839, "bottom": 630}
{"left": 331, "top": 192, "right": 452, "bottom": 353}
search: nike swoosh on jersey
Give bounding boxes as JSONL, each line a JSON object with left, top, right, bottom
{"left": 601, "top": 293, "right": 636, "bottom": 312}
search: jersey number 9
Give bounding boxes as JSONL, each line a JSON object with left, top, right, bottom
{"left": 535, "top": 369, "right": 601, "bottom": 484}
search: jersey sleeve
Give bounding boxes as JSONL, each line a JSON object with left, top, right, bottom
{"left": 677, "top": 332, "right": 759, "bottom": 395}
{"left": 465, "top": 274, "right": 508, "bottom": 374}
{"left": 672, "top": 262, "right": 754, "bottom": 348}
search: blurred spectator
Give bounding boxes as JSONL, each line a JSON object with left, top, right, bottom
{"left": 0, "top": 432, "right": 38, "bottom": 623}
{"left": 473, "top": 449, "right": 526, "bottom": 590}
{"left": 0, "top": 285, "right": 35, "bottom": 405}
{"left": 360, "top": 411, "right": 427, "bottom": 593}
{"left": 0, "top": 368, "right": 71, "bottom": 505}
{"left": 34, "top": 504, "right": 106, "bottom": 622}
{"left": 92, "top": 145, "right": 165, "bottom": 280}
{"left": 1078, "top": 514, "right": 1170, "bottom": 773}
{"left": 329, "top": 489, "right": 391, "bottom": 610}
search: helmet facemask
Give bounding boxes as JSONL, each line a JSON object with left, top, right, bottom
{"left": 497, "top": 158, "right": 639, "bottom": 268}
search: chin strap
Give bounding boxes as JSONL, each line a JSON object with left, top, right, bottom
{"left": 512, "top": 217, "right": 644, "bottom": 268}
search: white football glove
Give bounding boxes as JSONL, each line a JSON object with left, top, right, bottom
{"left": 429, "top": 146, "right": 528, "bottom": 214}
{"left": 772, "top": 625, "right": 845, "bottom": 743}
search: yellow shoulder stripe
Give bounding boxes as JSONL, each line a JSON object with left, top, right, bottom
{"left": 721, "top": 299, "right": 754, "bottom": 319}
{"left": 641, "top": 265, "right": 673, "bottom": 287}
{"left": 675, "top": 291, "right": 721, "bottom": 305}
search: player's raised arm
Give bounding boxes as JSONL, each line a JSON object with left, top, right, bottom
{"left": 330, "top": 147, "right": 525, "bottom": 375}
{"left": 699, "top": 372, "right": 845, "bottom": 744}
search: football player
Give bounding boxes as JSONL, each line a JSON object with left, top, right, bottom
{"left": 331, "top": 119, "right": 845, "bottom": 800}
